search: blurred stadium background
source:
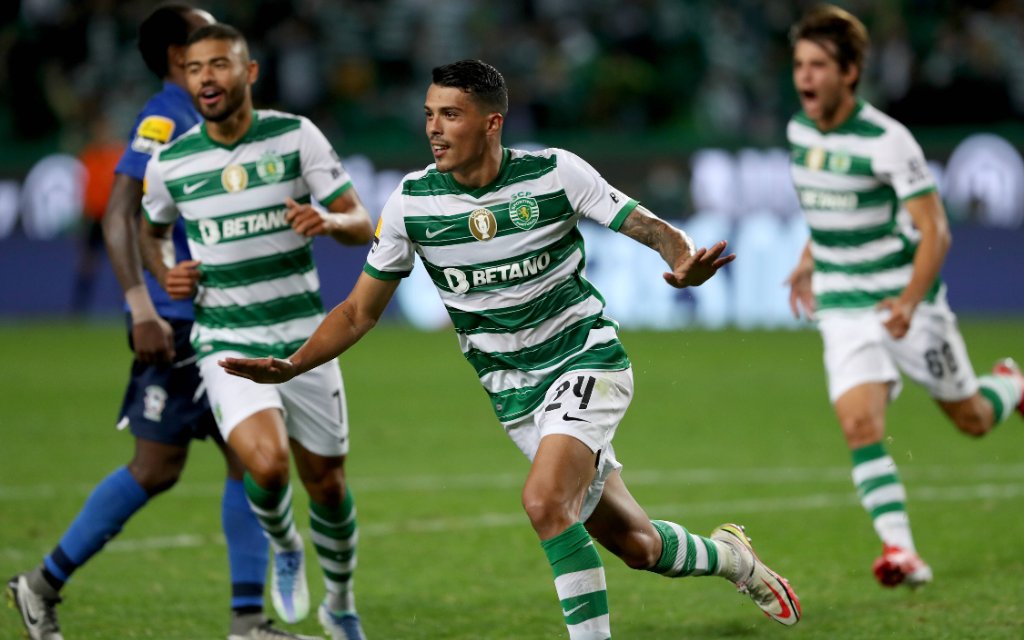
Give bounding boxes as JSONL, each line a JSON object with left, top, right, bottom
{"left": 3, "top": 3, "right": 1024, "bottom": 638}
{"left": 0, "top": 0, "right": 1022, "bottom": 324}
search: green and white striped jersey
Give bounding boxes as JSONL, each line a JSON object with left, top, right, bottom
{"left": 366, "top": 147, "right": 638, "bottom": 423}
{"left": 142, "top": 110, "right": 354, "bottom": 360}
{"left": 788, "top": 100, "right": 942, "bottom": 313}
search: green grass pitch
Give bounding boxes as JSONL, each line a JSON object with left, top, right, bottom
{"left": 2, "top": 319, "right": 1022, "bottom": 639}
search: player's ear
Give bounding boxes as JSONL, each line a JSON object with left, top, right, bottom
{"left": 247, "top": 59, "right": 260, "bottom": 85}
{"left": 486, "top": 112, "right": 503, "bottom": 136}
{"left": 168, "top": 44, "right": 186, "bottom": 72}
{"left": 842, "top": 62, "right": 860, "bottom": 90}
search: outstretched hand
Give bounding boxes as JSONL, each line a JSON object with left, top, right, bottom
{"left": 218, "top": 355, "right": 298, "bottom": 384}
{"left": 663, "top": 240, "right": 735, "bottom": 288}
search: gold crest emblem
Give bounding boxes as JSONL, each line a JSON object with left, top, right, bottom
{"left": 468, "top": 208, "right": 497, "bottom": 242}
{"left": 221, "top": 164, "right": 249, "bottom": 193}
{"left": 806, "top": 147, "right": 826, "bottom": 171}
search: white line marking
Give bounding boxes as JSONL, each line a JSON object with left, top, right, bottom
{"left": 2, "top": 480, "right": 1022, "bottom": 560}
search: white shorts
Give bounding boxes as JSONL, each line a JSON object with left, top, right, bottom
{"left": 503, "top": 368, "right": 633, "bottom": 522}
{"left": 819, "top": 299, "right": 978, "bottom": 405}
{"left": 199, "top": 353, "right": 350, "bottom": 457}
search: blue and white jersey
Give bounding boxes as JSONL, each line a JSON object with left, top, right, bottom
{"left": 115, "top": 81, "right": 199, "bottom": 320}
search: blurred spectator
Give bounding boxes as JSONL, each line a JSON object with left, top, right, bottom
{"left": 0, "top": 1, "right": 1022, "bottom": 168}
{"left": 71, "top": 113, "right": 123, "bottom": 314}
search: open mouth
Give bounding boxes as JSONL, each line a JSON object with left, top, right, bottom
{"left": 431, "top": 142, "right": 449, "bottom": 159}
{"left": 199, "top": 86, "right": 224, "bottom": 108}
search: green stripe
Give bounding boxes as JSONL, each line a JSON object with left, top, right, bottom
{"left": 541, "top": 522, "right": 592, "bottom": 566}
{"left": 792, "top": 101, "right": 885, "bottom": 137}
{"left": 195, "top": 291, "right": 323, "bottom": 329}
{"left": 309, "top": 516, "right": 357, "bottom": 539}
{"left": 312, "top": 543, "right": 355, "bottom": 563}
{"left": 363, "top": 263, "right": 409, "bottom": 281}
{"left": 790, "top": 142, "right": 873, "bottom": 176}
{"left": 901, "top": 185, "right": 938, "bottom": 202}
{"left": 869, "top": 502, "right": 906, "bottom": 519}
{"left": 814, "top": 249, "right": 913, "bottom": 275}
{"left": 319, "top": 568, "right": 353, "bottom": 584}
{"left": 158, "top": 131, "right": 215, "bottom": 161}
{"left": 559, "top": 591, "right": 610, "bottom": 626}
{"left": 798, "top": 184, "right": 897, "bottom": 212}
{"left": 817, "top": 279, "right": 941, "bottom": 311}
{"left": 422, "top": 228, "right": 583, "bottom": 294}
{"left": 166, "top": 151, "right": 301, "bottom": 201}
{"left": 851, "top": 442, "right": 887, "bottom": 465}
{"left": 609, "top": 199, "right": 639, "bottom": 231}
{"left": 320, "top": 181, "right": 353, "bottom": 207}
{"left": 405, "top": 190, "right": 573, "bottom": 246}
{"left": 184, "top": 195, "right": 311, "bottom": 245}
{"left": 195, "top": 338, "right": 307, "bottom": 360}
{"left": 979, "top": 385, "right": 1006, "bottom": 423}
{"left": 489, "top": 341, "right": 630, "bottom": 422}
{"left": 200, "top": 245, "right": 314, "bottom": 288}
{"left": 810, "top": 221, "right": 896, "bottom": 247}
{"left": 447, "top": 275, "right": 603, "bottom": 334}
{"left": 402, "top": 149, "right": 557, "bottom": 198}
{"left": 651, "top": 520, "right": 679, "bottom": 575}
{"left": 857, "top": 473, "right": 900, "bottom": 497}
{"left": 256, "top": 511, "right": 293, "bottom": 528}
{"left": 466, "top": 314, "right": 613, "bottom": 377}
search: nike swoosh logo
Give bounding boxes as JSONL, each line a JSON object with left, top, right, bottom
{"left": 182, "top": 179, "right": 209, "bottom": 195}
{"left": 425, "top": 224, "right": 454, "bottom": 239}
{"left": 562, "top": 602, "right": 588, "bottom": 618}
{"left": 562, "top": 412, "right": 590, "bottom": 423}
{"left": 762, "top": 577, "right": 795, "bottom": 621}
{"left": 21, "top": 590, "right": 40, "bottom": 626}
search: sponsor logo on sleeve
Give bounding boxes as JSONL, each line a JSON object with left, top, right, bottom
{"left": 130, "top": 116, "right": 176, "bottom": 154}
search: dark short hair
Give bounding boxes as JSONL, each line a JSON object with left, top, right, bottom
{"left": 138, "top": 3, "right": 199, "bottom": 78}
{"left": 431, "top": 60, "right": 508, "bottom": 116}
{"left": 790, "top": 4, "right": 870, "bottom": 88}
{"left": 186, "top": 23, "right": 249, "bottom": 59}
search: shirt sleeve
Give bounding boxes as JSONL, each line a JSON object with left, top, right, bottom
{"left": 874, "top": 124, "right": 936, "bottom": 201}
{"left": 115, "top": 111, "right": 177, "bottom": 182}
{"left": 298, "top": 117, "right": 353, "bottom": 206}
{"left": 140, "top": 152, "right": 179, "bottom": 227}
{"left": 364, "top": 185, "right": 414, "bottom": 280}
{"left": 555, "top": 149, "right": 638, "bottom": 231}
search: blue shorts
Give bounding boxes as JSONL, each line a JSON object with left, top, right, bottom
{"left": 117, "top": 317, "right": 217, "bottom": 446}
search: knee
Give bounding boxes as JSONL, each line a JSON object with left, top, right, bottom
{"left": 618, "top": 529, "right": 661, "bottom": 570}
{"left": 840, "top": 413, "right": 884, "bottom": 448}
{"left": 127, "top": 461, "right": 182, "bottom": 495}
{"left": 246, "top": 448, "right": 292, "bottom": 490}
{"left": 302, "top": 470, "right": 346, "bottom": 506}
{"left": 522, "top": 491, "right": 574, "bottom": 538}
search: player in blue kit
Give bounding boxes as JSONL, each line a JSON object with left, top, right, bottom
{"left": 5, "top": 6, "right": 312, "bottom": 640}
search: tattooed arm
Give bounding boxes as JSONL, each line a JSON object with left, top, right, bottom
{"left": 617, "top": 206, "right": 735, "bottom": 288}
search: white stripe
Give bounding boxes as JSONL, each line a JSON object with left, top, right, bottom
{"left": 3, "top": 481, "right": 1021, "bottom": 560}
{"left": 197, "top": 315, "right": 324, "bottom": 353}
{"left": 478, "top": 325, "right": 620, "bottom": 393}
{"left": 790, "top": 164, "right": 878, "bottom": 191}
{"left": 458, "top": 295, "right": 604, "bottom": 354}
{"left": 246, "top": 485, "right": 294, "bottom": 519}
{"left": 862, "top": 483, "right": 907, "bottom": 509}
{"left": 852, "top": 456, "right": 898, "bottom": 484}
{"left": 5, "top": 462, "right": 1024, "bottom": 501}
{"left": 313, "top": 554, "right": 356, "bottom": 575}
{"left": 310, "top": 529, "right": 357, "bottom": 552}
{"left": 554, "top": 566, "right": 606, "bottom": 599}
{"left": 811, "top": 236, "right": 905, "bottom": 265}
{"left": 309, "top": 507, "right": 357, "bottom": 528}
{"left": 691, "top": 535, "right": 709, "bottom": 574}
{"left": 805, "top": 205, "right": 892, "bottom": 230}
{"left": 814, "top": 265, "right": 914, "bottom": 295}
{"left": 566, "top": 615, "right": 611, "bottom": 640}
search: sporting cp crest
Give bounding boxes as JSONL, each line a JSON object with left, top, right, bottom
{"left": 221, "top": 163, "right": 249, "bottom": 193}
{"left": 509, "top": 192, "right": 540, "bottom": 230}
{"left": 256, "top": 151, "right": 286, "bottom": 184}
{"left": 827, "top": 150, "right": 852, "bottom": 174}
